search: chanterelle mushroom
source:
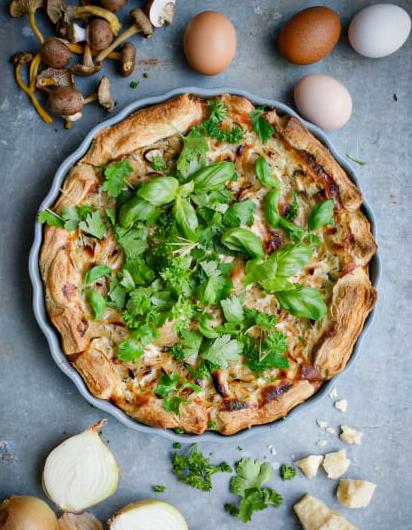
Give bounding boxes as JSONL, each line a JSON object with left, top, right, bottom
{"left": 46, "top": 0, "right": 122, "bottom": 35}
{"left": 9, "top": 0, "right": 44, "bottom": 42}
{"left": 119, "top": 42, "right": 136, "bottom": 77}
{"left": 99, "top": 0, "right": 127, "bottom": 12}
{"left": 145, "top": 0, "right": 176, "bottom": 28}
{"left": 40, "top": 37, "right": 72, "bottom": 68}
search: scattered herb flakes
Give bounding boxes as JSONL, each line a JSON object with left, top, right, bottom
{"left": 143, "top": 72, "right": 149, "bottom": 79}
{"left": 152, "top": 484, "right": 166, "bottom": 493}
{"left": 130, "top": 80, "right": 139, "bottom": 89}
{"left": 346, "top": 154, "right": 366, "bottom": 166}
{"left": 171, "top": 444, "right": 232, "bottom": 491}
{"left": 172, "top": 442, "right": 182, "bottom": 449}
{"left": 279, "top": 463, "right": 297, "bottom": 480}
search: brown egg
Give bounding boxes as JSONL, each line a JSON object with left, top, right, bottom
{"left": 184, "top": 11, "right": 237, "bottom": 75}
{"left": 278, "top": 6, "right": 341, "bottom": 65}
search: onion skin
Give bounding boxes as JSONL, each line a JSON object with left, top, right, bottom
{"left": 0, "top": 496, "right": 58, "bottom": 530}
{"left": 58, "top": 513, "right": 103, "bottom": 530}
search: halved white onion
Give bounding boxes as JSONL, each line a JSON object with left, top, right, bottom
{"left": 58, "top": 512, "right": 103, "bottom": 530}
{"left": 43, "top": 421, "right": 119, "bottom": 512}
{"left": 109, "top": 500, "right": 188, "bottom": 530}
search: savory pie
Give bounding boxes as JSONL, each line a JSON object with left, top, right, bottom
{"left": 39, "top": 93, "right": 377, "bottom": 435}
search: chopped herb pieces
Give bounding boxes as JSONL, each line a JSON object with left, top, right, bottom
{"left": 84, "top": 265, "right": 112, "bottom": 286}
{"left": 152, "top": 484, "right": 166, "bottom": 493}
{"left": 102, "top": 159, "right": 133, "bottom": 198}
{"left": 129, "top": 80, "right": 139, "bottom": 89}
{"left": 172, "top": 442, "right": 182, "bottom": 449}
{"left": 346, "top": 153, "right": 366, "bottom": 166}
{"left": 249, "top": 107, "right": 275, "bottom": 143}
{"left": 280, "top": 464, "right": 297, "bottom": 480}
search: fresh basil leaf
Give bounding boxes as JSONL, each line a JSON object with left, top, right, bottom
{"left": 177, "top": 180, "right": 195, "bottom": 197}
{"left": 245, "top": 258, "right": 276, "bottom": 285}
{"left": 222, "top": 227, "right": 264, "bottom": 259}
{"left": 38, "top": 209, "right": 64, "bottom": 228}
{"left": 276, "top": 285, "right": 327, "bottom": 320}
{"left": 173, "top": 196, "right": 199, "bottom": 241}
{"left": 264, "top": 189, "right": 281, "bottom": 228}
{"left": 124, "top": 257, "right": 155, "bottom": 286}
{"left": 223, "top": 199, "right": 256, "bottom": 227}
{"left": 155, "top": 372, "right": 179, "bottom": 398}
{"left": 102, "top": 159, "right": 133, "bottom": 198}
{"left": 79, "top": 210, "right": 106, "bottom": 239}
{"left": 84, "top": 265, "right": 112, "bottom": 286}
{"left": 88, "top": 289, "right": 106, "bottom": 320}
{"left": 221, "top": 296, "right": 244, "bottom": 324}
{"left": 249, "top": 107, "right": 275, "bottom": 143}
{"left": 272, "top": 244, "right": 312, "bottom": 277}
{"left": 260, "top": 278, "right": 295, "bottom": 293}
{"left": 278, "top": 217, "right": 306, "bottom": 241}
{"left": 192, "top": 161, "right": 236, "bottom": 193}
{"left": 137, "top": 176, "right": 179, "bottom": 206}
{"left": 255, "top": 156, "right": 279, "bottom": 188}
{"left": 118, "top": 196, "right": 156, "bottom": 227}
{"left": 201, "top": 335, "right": 243, "bottom": 368}
{"left": 308, "top": 199, "right": 335, "bottom": 230}
{"left": 198, "top": 314, "right": 220, "bottom": 339}
{"left": 177, "top": 129, "right": 208, "bottom": 177}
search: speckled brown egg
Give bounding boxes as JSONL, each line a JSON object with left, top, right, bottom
{"left": 183, "top": 11, "right": 237, "bottom": 75}
{"left": 278, "top": 6, "right": 341, "bottom": 65}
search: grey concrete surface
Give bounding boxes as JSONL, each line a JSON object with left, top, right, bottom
{"left": 0, "top": 1, "right": 411, "bottom": 528}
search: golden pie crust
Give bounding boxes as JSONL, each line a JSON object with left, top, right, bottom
{"left": 40, "top": 94, "right": 377, "bottom": 435}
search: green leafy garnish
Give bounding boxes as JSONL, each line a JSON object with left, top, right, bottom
{"left": 152, "top": 485, "right": 166, "bottom": 493}
{"left": 78, "top": 210, "right": 106, "bottom": 239}
{"left": 280, "top": 464, "right": 297, "bottom": 480}
{"left": 137, "top": 176, "right": 179, "bottom": 206}
{"left": 88, "top": 289, "right": 106, "bottom": 320}
{"left": 38, "top": 209, "right": 64, "bottom": 228}
{"left": 171, "top": 444, "right": 232, "bottom": 491}
{"left": 221, "top": 227, "right": 264, "bottom": 259}
{"left": 255, "top": 156, "right": 279, "bottom": 188}
{"left": 284, "top": 191, "right": 299, "bottom": 222}
{"left": 221, "top": 295, "right": 244, "bottom": 324}
{"left": 173, "top": 195, "right": 199, "bottom": 241}
{"left": 199, "top": 99, "right": 245, "bottom": 144}
{"left": 223, "top": 199, "right": 256, "bottom": 227}
{"left": 155, "top": 372, "right": 179, "bottom": 398}
{"left": 201, "top": 334, "right": 243, "bottom": 368}
{"left": 249, "top": 107, "right": 275, "bottom": 143}
{"left": 151, "top": 155, "right": 166, "bottom": 172}
{"left": 129, "top": 80, "right": 139, "bottom": 89}
{"left": 102, "top": 159, "right": 133, "bottom": 198}
{"left": 192, "top": 161, "right": 236, "bottom": 193}
{"left": 177, "top": 129, "right": 208, "bottom": 177}
{"left": 225, "top": 458, "right": 283, "bottom": 523}
{"left": 276, "top": 285, "right": 327, "bottom": 321}
{"left": 308, "top": 199, "right": 335, "bottom": 230}
{"left": 244, "top": 330, "right": 289, "bottom": 373}
{"left": 346, "top": 153, "right": 366, "bottom": 166}
{"left": 84, "top": 265, "right": 112, "bottom": 286}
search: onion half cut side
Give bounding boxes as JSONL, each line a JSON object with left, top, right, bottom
{"left": 109, "top": 500, "right": 189, "bottom": 530}
{"left": 43, "top": 421, "right": 119, "bottom": 512}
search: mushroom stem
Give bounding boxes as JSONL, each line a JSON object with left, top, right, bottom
{"left": 83, "top": 93, "right": 98, "bottom": 104}
{"left": 72, "top": 6, "right": 122, "bottom": 35}
{"left": 95, "top": 24, "right": 138, "bottom": 63}
{"left": 68, "top": 43, "right": 121, "bottom": 61}
{"left": 14, "top": 63, "right": 53, "bottom": 124}
{"left": 29, "top": 10, "right": 44, "bottom": 43}
{"left": 29, "top": 53, "right": 42, "bottom": 91}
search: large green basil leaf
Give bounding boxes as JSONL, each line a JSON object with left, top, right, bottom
{"left": 272, "top": 244, "right": 312, "bottom": 277}
{"left": 278, "top": 217, "right": 306, "bottom": 240}
{"left": 221, "top": 227, "right": 264, "bottom": 259}
{"left": 260, "top": 278, "right": 295, "bottom": 293}
{"left": 173, "top": 196, "right": 199, "bottom": 241}
{"left": 192, "top": 161, "right": 236, "bottom": 193}
{"left": 245, "top": 257, "right": 276, "bottom": 285}
{"left": 255, "top": 156, "right": 279, "bottom": 188}
{"left": 264, "top": 189, "right": 281, "bottom": 228}
{"left": 118, "top": 196, "right": 156, "bottom": 227}
{"left": 308, "top": 199, "right": 335, "bottom": 230}
{"left": 276, "top": 285, "right": 327, "bottom": 321}
{"left": 137, "top": 176, "right": 179, "bottom": 205}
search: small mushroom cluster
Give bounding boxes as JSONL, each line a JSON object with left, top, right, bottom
{"left": 9, "top": 0, "right": 176, "bottom": 126}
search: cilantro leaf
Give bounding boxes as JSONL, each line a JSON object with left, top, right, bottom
{"left": 163, "top": 395, "right": 185, "bottom": 415}
{"left": 115, "top": 225, "right": 148, "bottom": 258}
{"left": 249, "top": 107, "right": 275, "bottom": 143}
{"left": 87, "top": 289, "right": 106, "bottom": 320}
{"left": 244, "top": 308, "right": 277, "bottom": 329}
{"left": 102, "top": 159, "right": 133, "bottom": 198}
{"left": 61, "top": 206, "right": 81, "bottom": 230}
{"left": 155, "top": 372, "right": 179, "bottom": 398}
{"left": 234, "top": 487, "right": 283, "bottom": 522}
{"left": 78, "top": 210, "right": 106, "bottom": 239}
{"left": 197, "top": 261, "right": 231, "bottom": 306}
{"left": 177, "top": 129, "right": 208, "bottom": 178}
{"left": 38, "top": 209, "right": 64, "bottom": 228}
{"left": 223, "top": 199, "right": 256, "bottom": 227}
{"left": 84, "top": 265, "right": 112, "bottom": 286}
{"left": 152, "top": 485, "right": 166, "bottom": 493}
{"left": 117, "top": 337, "right": 144, "bottom": 362}
{"left": 180, "top": 330, "right": 203, "bottom": 358}
{"left": 105, "top": 207, "right": 116, "bottom": 225}
{"left": 220, "top": 296, "right": 244, "bottom": 324}
{"left": 108, "top": 278, "right": 127, "bottom": 309}
{"left": 230, "top": 458, "right": 273, "bottom": 496}
{"left": 280, "top": 464, "right": 297, "bottom": 480}
{"left": 201, "top": 335, "right": 243, "bottom": 368}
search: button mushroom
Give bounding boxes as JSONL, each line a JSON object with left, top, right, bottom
{"left": 145, "top": 0, "right": 176, "bottom": 28}
{"left": 88, "top": 18, "right": 114, "bottom": 51}
{"left": 47, "top": 86, "right": 84, "bottom": 120}
{"left": 95, "top": 9, "right": 153, "bottom": 65}
{"left": 119, "top": 42, "right": 136, "bottom": 77}
{"left": 72, "top": 43, "right": 101, "bottom": 76}
{"left": 9, "top": 0, "right": 44, "bottom": 43}
{"left": 99, "top": 0, "right": 128, "bottom": 12}
{"left": 40, "top": 37, "right": 72, "bottom": 68}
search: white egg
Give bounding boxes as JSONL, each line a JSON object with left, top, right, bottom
{"left": 349, "top": 3, "right": 411, "bottom": 58}
{"left": 294, "top": 75, "right": 352, "bottom": 130}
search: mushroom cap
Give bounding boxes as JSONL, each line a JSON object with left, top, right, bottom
{"left": 46, "top": 0, "right": 68, "bottom": 24}
{"left": 97, "top": 75, "right": 115, "bottom": 111}
{"left": 9, "top": 0, "right": 43, "bottom": 17}
{"left": 145, "top": 0, "right": 176, "bottom": 28}
{"left": 88, "top": 18, "right": 114, "bottom": 51}
{"left": 36, "top": 67, "right": 75, "bottom": 91}
{"left": 119, "top": 41, "right": 136, "bottom": 77}
{"left": 99, "top": 0, "right": 127, "bottom": 13}
{"left": 12, "top": 51, "right": 34, "bottom": 65}
{"left": 40, "top": 37, "right": 72, "bottom": 68}
{"left": 130, "top": 8, "right": 153, "bottom": 37}
{"left": 72, "top": 63, "right": 102, "bottom": 76}
{"left": 47, "top": 86, "right": 84, "bottom": 116}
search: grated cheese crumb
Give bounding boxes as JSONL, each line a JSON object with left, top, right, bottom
{"left": 322, "top": 449, "right": 351, "bottom": 479}
{"left": 340, "top": 425, "right": 363, "bottom": 445}
{"left": 325, "top": 426, "right": 337, "bottom": 435}
{"left": 317, "top": 439, "right": 328, "bottom": 448}
{"left": 316, "top": 420, "right": 328, "bottom": 429}
{"left": 329, "top": 388, "right": 338, "bottom": 399}
{"left": 335, "top": 399, "right": 348, "bottom": 412}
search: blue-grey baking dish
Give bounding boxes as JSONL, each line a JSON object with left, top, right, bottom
{"left": 29, "top": 87, "right": 380, "bottom": 444}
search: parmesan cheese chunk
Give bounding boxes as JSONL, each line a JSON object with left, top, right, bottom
{"left": 294, "top": 494, "right": 358, "bottom": 530}
{"left": 334, "top": 400, "right": 348, "bottom": 412}
{"left": 340, "top": 425, "right": 363, "bottom": 445}
{"left": 322, "top": 450, "right": 350, "bottom": 479}
{"left": 337, "top": 479, "right": 376, "bottom": 508}
{"left": 317, "top": 420, "right": 328, "bottom": 429}
{"left": 296, "top": 455, "right": 324, "bottom": 479}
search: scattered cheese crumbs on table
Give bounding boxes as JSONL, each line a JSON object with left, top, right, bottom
{"left": 295, "top": 455, "right": 324, "bottom": 479}
{"left": 334, "top": 399, "right": 348, "bottom": 412}
{"left": 337, "top": 479, "right": 377, "bottom": 508}
{"left": 316, "top": 420, "right": 328, "bottom": 429}
{"left": 325, "top": 426, "right": 337, "bottom": 435}
{"left": 294, "top": 494, "right": 358, "bottom": 530}
{"left": 340, "top": 425, "right": 363, "bottom": 445}
{"left": 322, "top": 449, "right": 351, "bottom": 479}
{"left": 267, "top": 444, "right": 277, "bottom": 455}
{"left": 329, "top": 388, "right": 338, "bottom": 399}
{"left": 317, "top": 439, "right": 328, "bottom": 448}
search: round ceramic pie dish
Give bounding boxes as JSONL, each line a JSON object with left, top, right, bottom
{"left": 29, "top": 87, "right": 380, "bottom": 443}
